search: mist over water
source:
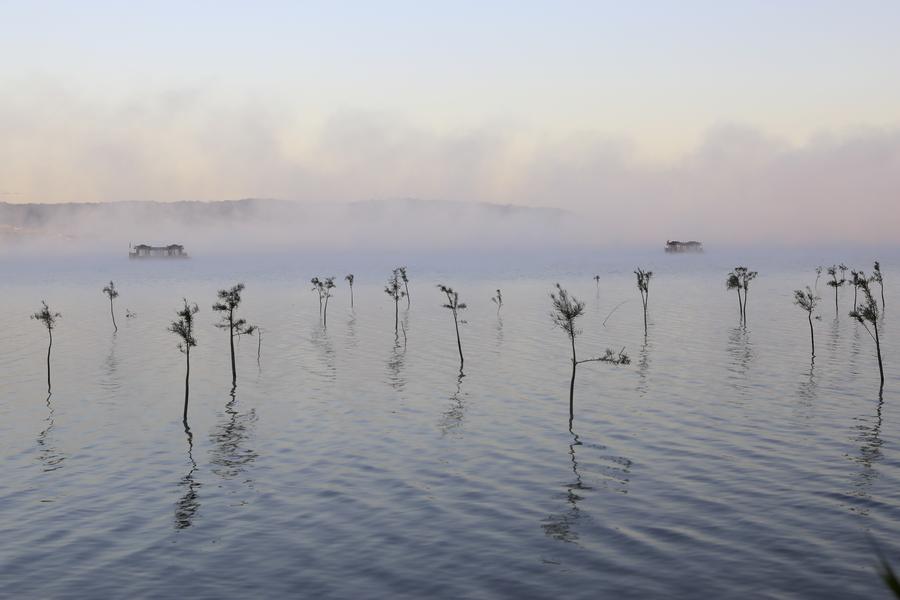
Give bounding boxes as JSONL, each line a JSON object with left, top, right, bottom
{"left": 1, "top": 247, "right": 898, "bottom": 598}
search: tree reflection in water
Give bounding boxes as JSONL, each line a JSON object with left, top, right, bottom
{"left": 439, "top": 369, "right": 466, "bottom": 436}
{"left": 175, "top": 423, "right": 201, "bottom": 529}
{"left": 209, "top": 390, "right": 258, "bottom": 484}
{"left": 847, "top": 395, "right": 885, "bottom": 517}
{"left": 37, "top": 393, "right": 65, "bottom": 472}
{"left": 543, "top": 425, "right": 632, "bottom": 544}
{"left": 386, "top": 335, "right": 407, "bottom": 392}
{"left": 542, "top": 428, "right": 589, "bottom": 544}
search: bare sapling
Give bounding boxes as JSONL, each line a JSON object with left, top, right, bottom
{"left": 311, "top": 277, "right": 336, "bottom": 327}
{"left": 849, "top": 274, "right": 885, "bottom": 392}
{"left": 345, "top": 274, "right": 355, "bottom": 309}
{"left": 634, "top": 268, "right": 652, "bottom": 336}
{"left": 826, "top": 265, "right": 846, "bottom": 316}
{"left": 102, "top": 281, "right": 119, "bottom": 332}
{"left": 492, "top": 289, "right": 503, "bottom": 315}
{"left": 212, "top": 283, "right": 256, "bottom": 386}
{"left": 169, "top": 299, "right": 199, "bottom": 423}
{"left": 793, "top": 287, "right": 820, "bottom": 358}
{"left": 31, "top": 301, "right": 61, "bottom": 393}
{"left": 850, "top": 270, "right": 863, "bottom": 311}
{"left": 727, "top": 270, "right": 743, "bottom": 323}
{"left": 438, "top": 284, "right": 467, "bottom": 369}
{"left": 399, "top": 266, "right": 411, "bottom": 308}
{"left": 384, "top": 268, "right": 406, "bottom": 334}
{"left": 873, "top": 261, "right": 885, "bottom": 310}
{"left": 550, "top": 284, "right": 629, "bottom": 421}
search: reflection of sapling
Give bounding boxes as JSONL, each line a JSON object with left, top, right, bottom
{"left": 31, "top": 301, "right": 61, "bottom": 393}
{"left": 102, "top": 281, "right": 119, "bottom": 332}
{"left": 550, "top": 284, "right": 629, "bottom": 421}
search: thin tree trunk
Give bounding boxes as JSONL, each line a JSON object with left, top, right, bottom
{"left": 229, "top": 314, "right": 236, "bottom": 386}
{"left": 324, "top": 295, "right": 329, "bottom": 328}
{"left": 743, "top": 289, "right": 749, "bottom": 325}
{"left": 853, "top": 287, "right": 858, "bottom": 311}
{"left": 569, "top": 335, "right": 577, "bottom": 420}
{"left": 183, "top": 348, "right": 190, "bottom": 423}
{"left": 874, "top": 322, "right": 884, "bottom": 388}
{"left": 47, "top": 329, "right": 52, "bottom": 393}
{"left": 736, "top": 288, "right": 743, "bottom": 321}
{"left": 404, "top": 282, "right": 410, "bottom": 308}
{"left": 642, "top": 293, "right": 648, "bottom": 336}
{"left": 350, "top": 285, "right": 354, "bottom": 309}
{"left": 257, "top": 329, "right": 262, "bottom": 365}
{"left": 881, "top": 283, "right": 885, "bottom": 311}
{"left": 453, "top": 312, "right": 464, "bottom": 367}
{"left": 110, "top": 298, "right": 117, "bottom": 332}
{"left": 394, "top": 298, "right": 399, "bottom": 333}
{"left": 808, "top": 312, "right": 815, "bottom": 357}
{"left": 834, "top": 287, "right": 838, "bottom": 316}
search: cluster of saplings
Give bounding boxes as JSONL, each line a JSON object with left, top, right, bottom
{"left": 794, "top": 261, "right": 886, "bottom": 391}
{"left": 30, "top": 260, "right": 887, "bottom": 425}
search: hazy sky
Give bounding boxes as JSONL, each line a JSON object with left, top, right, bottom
{"left": 1, "top": 1, "right": 899, "bottom": 241}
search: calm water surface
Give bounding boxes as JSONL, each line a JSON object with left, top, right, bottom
{"left": 1, "top": 251, "right": 898, "bottom": 598}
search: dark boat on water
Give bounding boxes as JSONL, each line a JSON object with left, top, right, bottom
{"left": 129, "top": 244, "right": 189, "bottom": 259}
{"left": 665, "top": 240, "right": 703, "bottom": 253}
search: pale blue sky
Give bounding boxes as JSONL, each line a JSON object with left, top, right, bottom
{"left": 1, "top": 1, "right": 899, "bottom": 224}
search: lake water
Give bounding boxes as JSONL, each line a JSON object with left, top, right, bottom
{"left": 1, "top": 250, "right": 898, "bottom": 599}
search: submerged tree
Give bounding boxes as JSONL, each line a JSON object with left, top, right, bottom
{"left": 593, "top": 274, "right": 600, "bottom": 294}
{"left": 793, "top": 287, "right": 820, "bottom": 358}
{"left": 826, "top": 265, "right": 846, "bottom": 316}
{"left": 438, "top": 284, "right": 467, "bottom": 368}
{"left": 101, "top": 281, "right": 119, "bottom": 332}
{"left": 345, "top": 274, "right": 355, "bottom": 309}
{"left": 212, "top": 283, "right": 256, "bottom": 386}
{"left": 550, "top": 284, "right": 629, "bottom": 421}
{"left": 169, "top": 300, "right": 199, "bottom": 423}
{"left": 873, "top": 260, "right": 885, "bottom": 310}
{"left": 399, "top": 266, "right": 411, "bottom": 308}
{"left": 849, "top": 274, "right": 885, "bottom": 392}
{"left": 634, "top": 268, "right": 652, "bottom": 336}
{"left": 384, "top": 268, "right": 406, "bottom": 334}
{"left": 815, "top": 266, "right": 823, "bottom": 290}
{"left": 31, "top": 301, "right": 61, "bottom": 393}
{"left": 311, "top": 277, "right": 336, "bottom": 327}
{"left": 492, "top": 289, "right": 503, "bottom": 315}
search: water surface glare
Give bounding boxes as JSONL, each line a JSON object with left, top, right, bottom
{"left": 1, "top": 254, "right": 899, "bottom": 599}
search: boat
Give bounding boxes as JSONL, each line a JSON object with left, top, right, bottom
{"left": 129, "top": 243, "right": 189, "bottom": 259}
